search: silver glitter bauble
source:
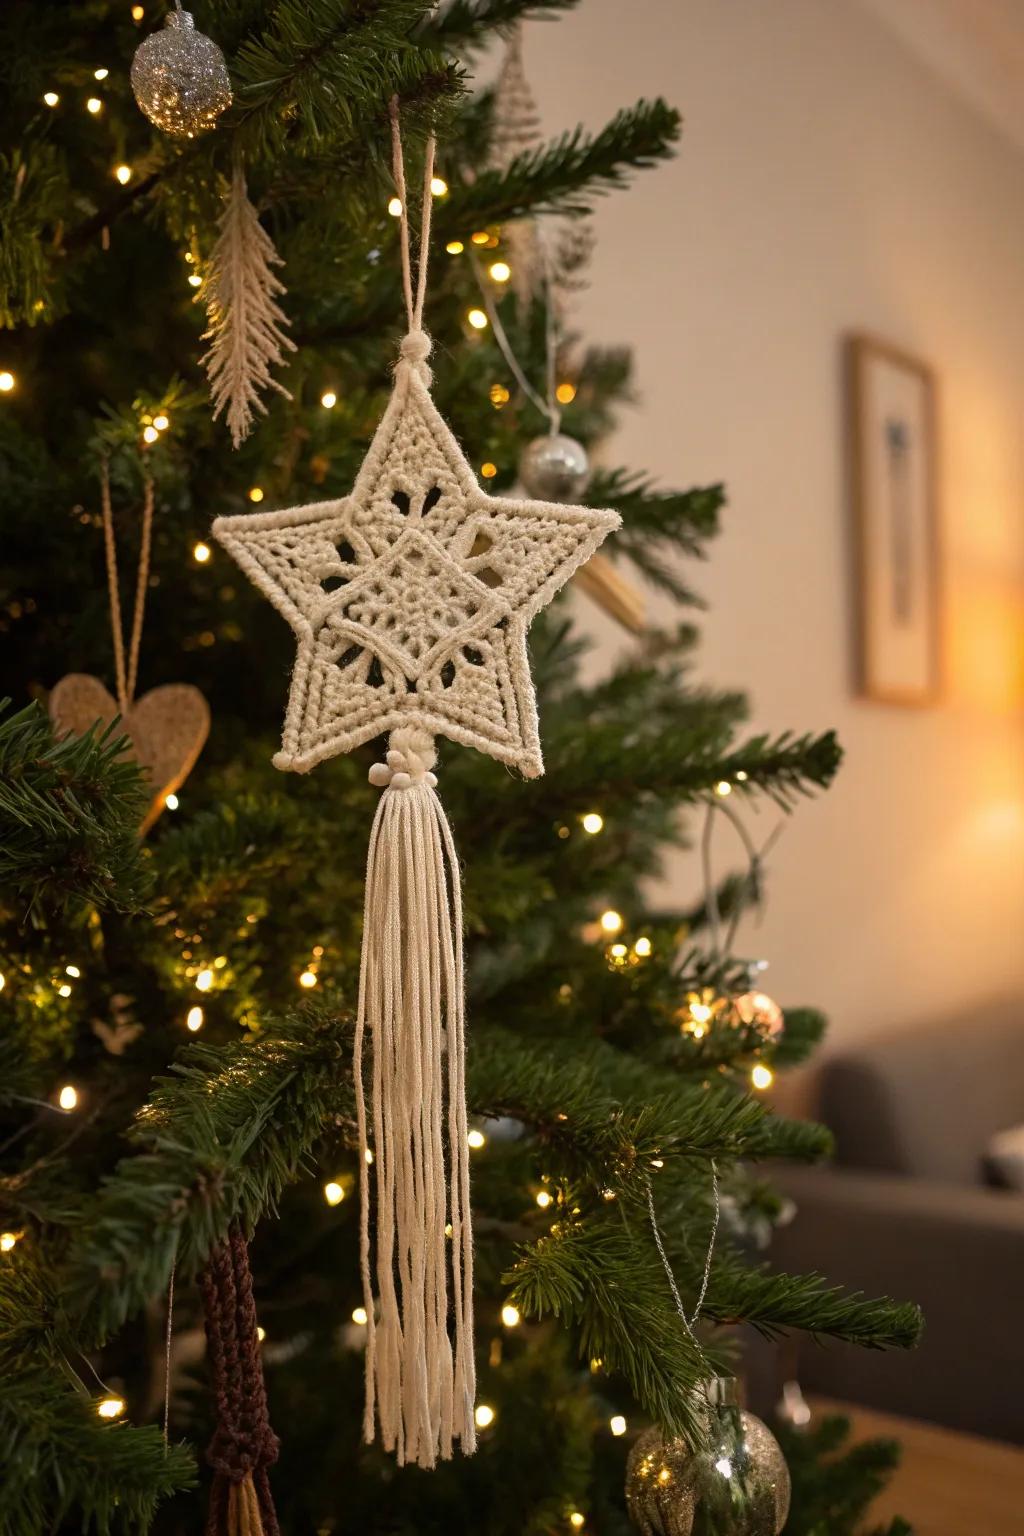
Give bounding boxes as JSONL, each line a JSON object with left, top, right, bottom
{"left": 626, "top": 1383, "right": 790, "bottom": 1536}
{"left": 519, "top": 432, "right": 590, "bottom": 502}
{"left": 131, "top": 10, "right": 232, "bottom": 139}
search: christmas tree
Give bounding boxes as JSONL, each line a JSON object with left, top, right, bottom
{"left": 0, "top": 4, "right": 921, "bottom": 1533}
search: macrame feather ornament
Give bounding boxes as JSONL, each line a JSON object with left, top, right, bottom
{"left": 212, "top": 104, "right": 619, "bottom": 1469}
{"left": 202, "top": 158, "right": 295, "bottom": 447}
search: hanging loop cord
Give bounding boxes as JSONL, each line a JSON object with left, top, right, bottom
{"left": 389, "top": 97, "right": 436, "bottom": 386}
{"left": 353, "top": 722, "right": 477, "bottom": 1468}
{"left": 200, "top": 1224, "right": 281, "bottom": 1536}
{"left": 100, "top": 455, "right": 155, "bottom": 716}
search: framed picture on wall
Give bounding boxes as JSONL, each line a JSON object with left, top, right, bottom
{"left": 847, "top": 334, "right": 941, "bottom": 704}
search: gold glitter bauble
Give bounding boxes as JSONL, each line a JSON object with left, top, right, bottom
{"left": 131, "top": 10, "right": 232, "bottom": 140}
{"left": 626, "top": 1394, "right": 790, "bottom": 1536}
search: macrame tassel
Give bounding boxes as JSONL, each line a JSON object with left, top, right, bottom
{"left": 200, "top": 1225, "right": 280, "bottom": 1536}
{"left": 355, "top": 727, "right": 476, "bottom": 1468}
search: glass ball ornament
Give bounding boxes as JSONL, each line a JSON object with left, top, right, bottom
{"left": 519, "top": 432, "right": 590, "bottom": 502}
{"left": 733, "top": 990, "right": 784, "bottom": 1038}
{"left": 131, "top": 10, "right": 232, "bottom": 139}
{"left": 625, "top": 1381, "right": 791, "bottom": 1536}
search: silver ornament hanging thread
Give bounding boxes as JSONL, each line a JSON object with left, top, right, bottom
{"left": 519, "top": 432, "right": 590, "bottom": 502}
{"left": 131, "top": 7, "right": 232, "bottom": 140}
{"left": 626, "top": 1381, "right": 790, "bottom": 1536}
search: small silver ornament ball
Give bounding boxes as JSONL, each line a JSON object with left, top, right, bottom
{"left": 131, "top": 10, "right": 232, "bottom": 139}
{"left": 519, "top": 432, "right": 590, "bottom": 502}
{"left": 625, "top": 1411, "right": 790, "bottom": 1536}
{"left": 625, "top": 1426, "right": 697, "bottom": 1536}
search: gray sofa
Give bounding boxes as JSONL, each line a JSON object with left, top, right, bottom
{"left": 769, "top": 1000, "right": 1024, "bottom": 1445}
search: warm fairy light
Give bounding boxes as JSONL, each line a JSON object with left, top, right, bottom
{"left": 142, "top": 425, "right": 159, "bottom": 444}
{"left": 299, "top": 969, "right": 318, "bottom": 988}
{"left": 43, "top": 92, "right": 60, "bottom": 108}
{"left": 0, "top": 1233, "right": 19, "bottom": 1253}
{"left": 581, "top": 812, "right": 603, "bottom": 834}
{"left": 602, "top": 1188, "right": 617, "bottom": 1202}
{"left": 634, "top": 936, "right": 652, "bottom": 957}
{"left": 97, "top": 1396, "right": 125, "bottom": 1419}
{"left": 58, "top": 1084, "right": 79, "bottom": 1111}
{"left": 193, "top": 542, "right": 211, "bottom": 563}
{"left": 467, "top": 1129, "right": 486, "bottom": 1149}
{"left": 66, "top": 965, "right": 81, "bottom": 978}
{"left": 570, "top": 1515, "right": 585, "bottom": 1530}
{"left": 535, "top": 1190, "right": 552, "bottom": 1209}
{"left": 501, "top": 1304, "right": 521, "bottom": 1328}
{"left": 58, "top": 983, "right": 72, "bottom": 998}
{"left": 131, "top": 4, "right": 145, "bottom": 18}
{"left": 658, "top": 1468, "right": 671, "bottom": 1485}
{"left": 195, "top": 968, "right": 214, "bottom": 992}
{"left": 86, "top": 97, "right": 103, "bottom": 114}
{"left": 715, "top": 780, "right": 732, "bottom": 797}
{"left": 599, "top": 909, "right": 623, "bottom": 935}
{"left": 556, "top": 382, "right": 577, "bottom": 405}
{"left": 610, "top": 1414, "right": 628, "bottom": 1436}
{"left": 365, "top": 1149, "right": 374, "bottom": 1164}
{"left": 474, "top": 1404, "right": 495, "bottom": 1429}
{"left": 321, "top": 390, "right": 337, "bottom": 409}
{"left": 114, "top": 163, "right": 132, "bottom": 184}
{"left": 471, "top": 231, "right": 490, "bottom": 246}
{"left": 257, "top": 1326, "right": 266, "bottom": 1342}
{"left": 94, "top": 68, "right": 110, "bottom": 81}
{"left": 489, "top": 383, "right": 510, "bottom": 407}
{"left": 446, "top": 240, "right": 464, "bottom": 255}
{"left": 609, "top": 943, "right": 627, "bottom": 959}
{"left": 323, "top": 1180, "right": 345, "bottom": 1206}
{"left": 188, "top": 273, "right": 203, "bottom": 289}
{"left": 735, "top": 770, "right": 749, "bottom": 782}
{"left": 0, "top": 972, "right": 5, "bottom": 991}
{"left": 489, "top": 260, "right": 511, "bottom": 283}
{"left": 186, "top": 1006, "right": 203, "bottom": 1032}
{"left": 651, "top": 1158, "right": 664, "bottom": 1169}
{"left": 690, "top": 1003, "right": 712, "bottom": 1025}
{"left": 248, "top": 486, "right": 264, "bottom": 503}
{"left": 751, "top": 1064, "right": 774, "bottom": 1091}
{"left": 352, "top": 1306, "right": 368, "bottom": 1326}
{"left": 0, "top": 372, "right": 15, "bottom": 392}
{"left": 387, "top": 196, "right": 403, "bottom": 217}
{"left": 153, "top": 413, "right": 169, "bottom": 431}
{"left": 467, "top": 308, "right": 488, "bottom": 331}
{"left": 430, "top": 176, "right": 448, "bottom": 197}
{"left": 164, "top": 792, "right": 179, "bottom": 810}
{"left": 480, "top": 462, "right": 497, "bottom": 479}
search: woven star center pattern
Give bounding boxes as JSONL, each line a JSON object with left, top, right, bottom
{"left": 213, "top": 364, "right": 619, "bottom": 777}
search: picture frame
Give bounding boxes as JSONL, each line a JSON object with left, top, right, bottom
{"left": 846, "top": 333, "right": 941, "bottom": 705}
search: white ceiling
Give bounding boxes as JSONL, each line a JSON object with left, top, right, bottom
{"left": 857, "top": 0, "right": 1024, "bottom": 153}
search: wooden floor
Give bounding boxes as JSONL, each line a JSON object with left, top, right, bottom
{"left": 811, "top": 1398, "right": 1024, "bottom": 1536}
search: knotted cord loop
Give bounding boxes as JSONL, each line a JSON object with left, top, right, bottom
{"left": 389, "top": 97, "right": 436, "bottom": 386}
{"left": 368, "top": 728, "right": 438, "bottom": 790}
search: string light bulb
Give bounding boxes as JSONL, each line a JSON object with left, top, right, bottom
{"left": 114, "top": 164, "right": 132, "bottom": 185}
{"left": 751, "top": 1063, "right": 774, "bottom": 1091}
{"left": 86, "top": 97, "right": 103, "bottom": 114}
{"left": 535, "top": 1190, "right": 552, "bottom": 1209}
{"left": 299, "top": 969, "right": 317, "bottom": 988}
{"left": 248, "top": 487, "right": 264, "bottom": 503}
{"left": 610, "top": 1414, "right": 628, "bottom": 1436}
{"left": 0, "top": 1232, "right": 19, "bottom": 1252}
{"left": 715, "top": 780, "right": 732, "bottom": 797}
{"left": 446, "top": 240, "right": 464, "bottom": 255}
{"left": 352, "top": 1306, "right": 368, "bottom": 1326}
{"left": 489, "top": 260, "right": 511, "bottom": 283}
{"left": 0, "top": 372, "right": 15, "bottom": 392}
{"left": 474, "top": 1404, "right": 495, "bottom": 1429}
{"left": 188, "top": 273, "right": 203, "bottom": 289}
{"left": 467, "top": 308, "right": 488, "bottom": 330}
{"left": 186, "top": 1006, "right": 203, "bottom": 1032}
{"left": 570, "top": 1515, "right": 585, "bottom": 1530}
{"left": 323, "top": 1180, "right": 344, "bottom": 1206}
{"left": 131, "top": 4, "right": 145, "bottom": 18}
{"left": 599, "top": 909, "right": 623, "bottom": 935}
{"left": 556, "top": 382, "right": 577, "bottom": 405}
{"left": 97, "top": 1396, "right": 125, "bottom": 1419}
{"left": 195, "top": 968, "right": 213, "bottom": 992}
{"left": 489, "top": 383, "right": 510, "bottom": 407}
{"left": 43, "top": 92, "right": 60, "bottom": 108}
{"left": 320, "top": 390, "right": 337, "bottom": 409}
{"left": 0, "top": 972, "right": 5, "bottom": 991}
{"left": 501, "top": 1304, "right": 521, "bottom": 1328}
{"left": 430, "top": 176, "right": 448, "bottom": 196}
{"left": 142, "top": 425, "right": 159, "bottom": 444}
{"left": 66, "top": 965, "right": 81, "bottom": 978}
{"left": 471, "top": 231, "right": 490, "bottom": 246}
{"left": 164, "top": 792, "right": 179, "bottom": 810}
{"left": 387, "top": 196, "right": 403, "bottom": 217}
{"left": 58, "top": 983, "right": 72, "bottom": 998}
{"left": 467, "top": 1128, "right": 486, "bottom": 1149}
{"left": 58, "top": 1084, "right": 79, "bottom": 1111}
{"left": 153, "top": 413, "right": 169, "bottom": 431}
{"left": 581, "top": 812, "right": 603, "bottom": 834}
{"left": 193, "top": 542, "right": 211, "bottom": 563}
{"left": 634, "top": 936, "right": 652, "bottom": 957}
{"left": 480, "top": 462, "right": 497, "bottom": 479}
{"left": 94, "top": 68, "right": 109, "bottom": 80}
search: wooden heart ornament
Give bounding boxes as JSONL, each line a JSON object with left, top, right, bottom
{"left": 49, "top": 674, "right": 210, "bottom": 834}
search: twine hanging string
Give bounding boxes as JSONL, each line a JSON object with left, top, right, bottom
{"left": 100, "top": 455, "right": 155, "bottom": 717}
{"left": 389, "top": 97, "right": 436, "bottom": 362}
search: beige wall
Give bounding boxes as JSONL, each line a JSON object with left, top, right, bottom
{"left": 525, "top": 0, "right": 1024, "bottom": 1047}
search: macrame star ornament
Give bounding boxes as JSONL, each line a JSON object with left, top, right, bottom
{"left": 212, "top": 110, "right": 619, "bottom": 1473}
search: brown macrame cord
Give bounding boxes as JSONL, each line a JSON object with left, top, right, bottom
{"left": 100, "top": 455, "right": 155, "bottom": 715}
{"left": 199, "top": 1224, "right": 280, "bottom": 1536}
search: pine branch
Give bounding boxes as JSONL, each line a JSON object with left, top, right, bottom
{"left": 419, "top": 0, "right": 582, "bottom": 50}
{"left": 0, "top": 145, "right": 70, "bottom": 328}
{"left": 438, "top": 99, "right": 682, "bottom": 227}
{"left": 703, "top": 1254, "right": 923, "bottom": 1351}
{"left": 0, "top": 702, "right": 149, "bottom": 925}
{"left": 590, "top": 470, "right": 725, "bottom": 606}
{"left": 778, "top": 1413, "right": 910, "bottom": 1536}
{"left": 63, "top": 1006, "right": 354, "bottom": 1345}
